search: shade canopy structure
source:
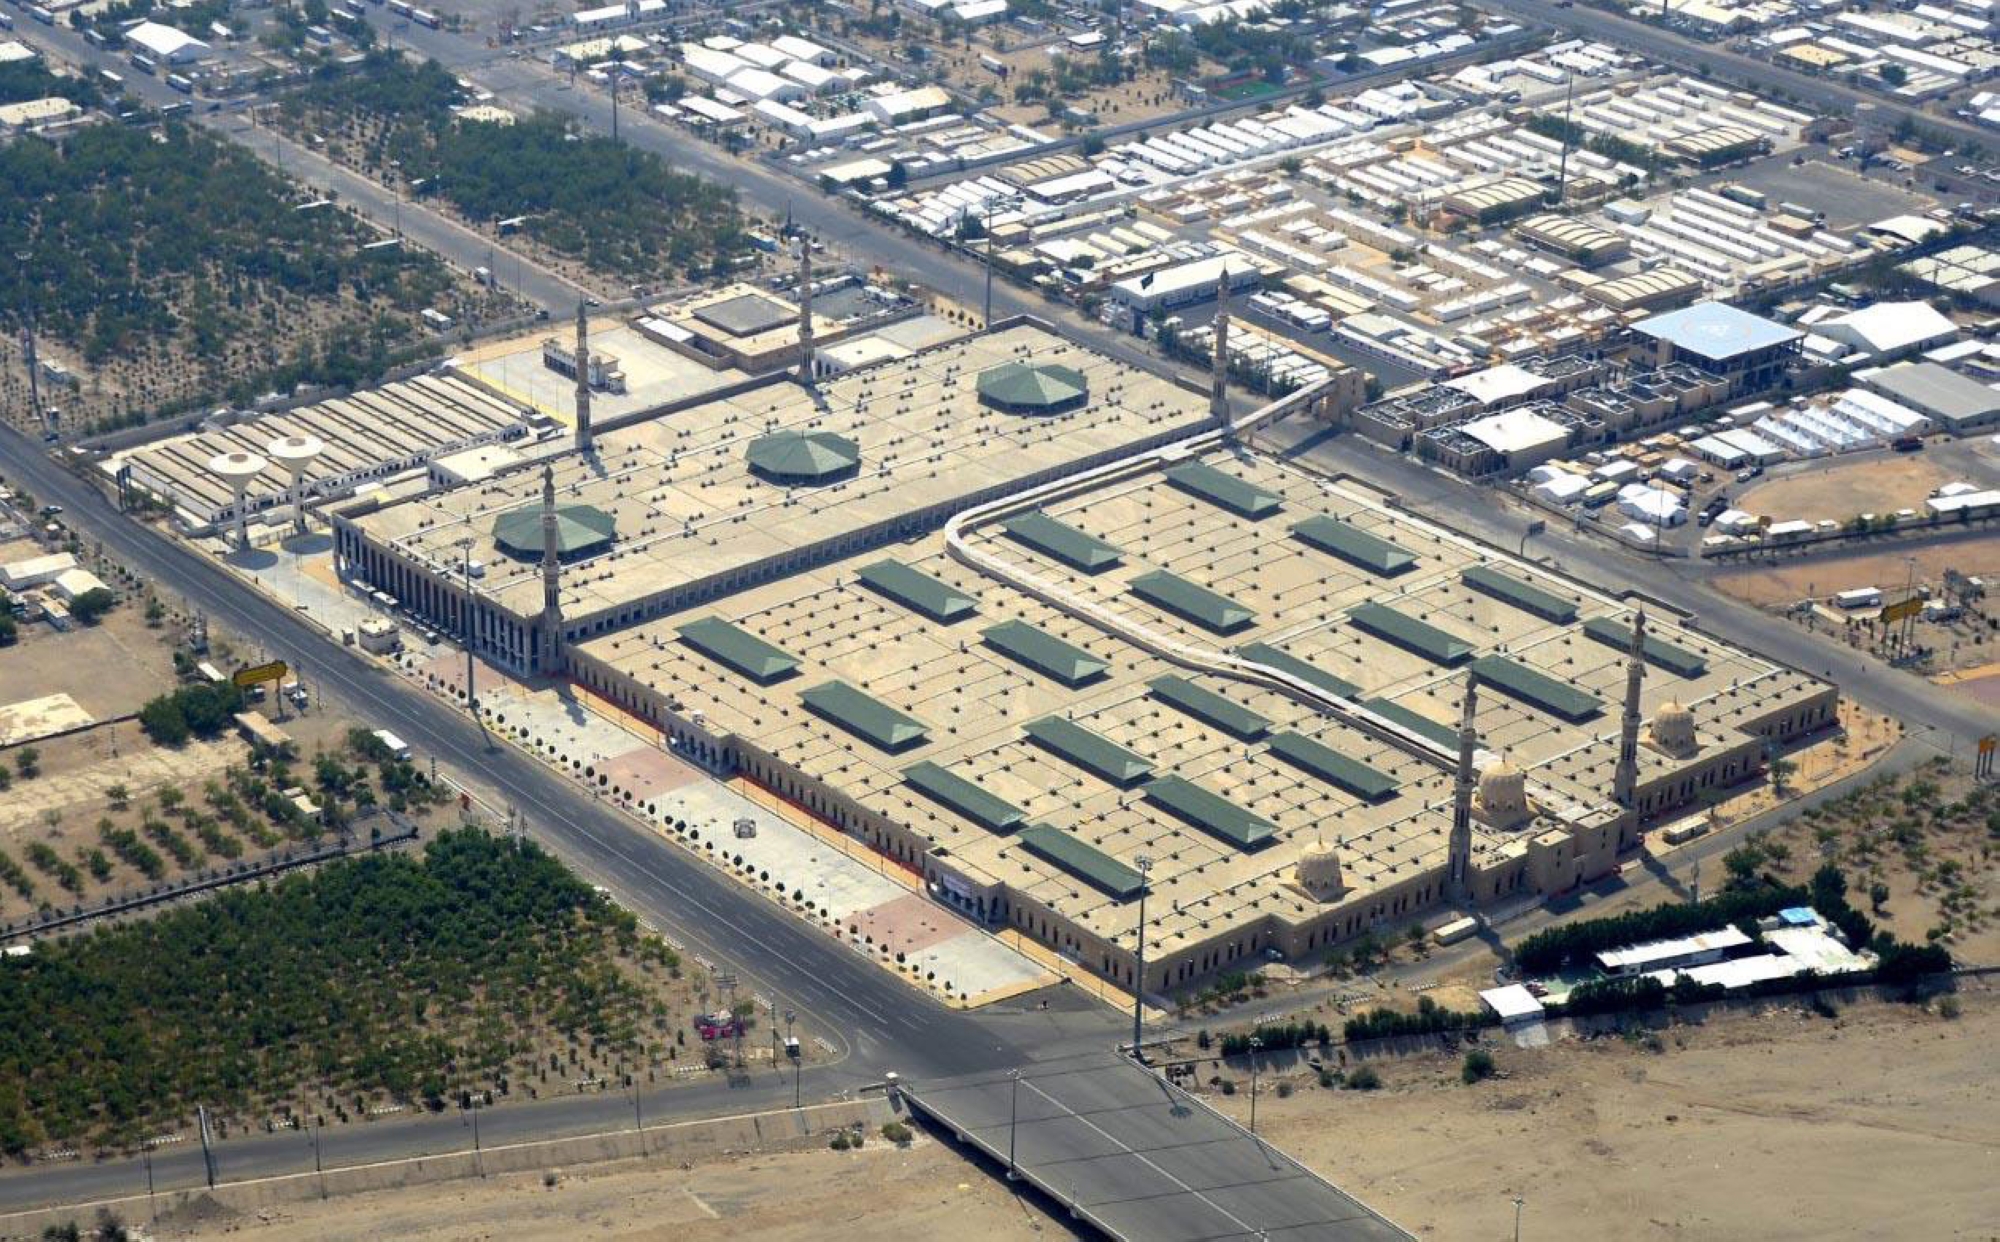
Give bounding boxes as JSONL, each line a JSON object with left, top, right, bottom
{"left": 976, "top": 361, "right": 1087, "bottom": 413}
{"left": 746, "top": 430, "right": 861, "bottom": 484}
{"left": 491, "top": 503, "right": 616, "bottom": 559}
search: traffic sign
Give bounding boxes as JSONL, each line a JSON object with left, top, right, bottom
{"left": 232, "top": 660, "right": 289, "bottom": 688}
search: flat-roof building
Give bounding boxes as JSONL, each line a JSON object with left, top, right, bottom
{"left": 1860, "top": 360, "right": 2000, "bottom": 432}
{"left": 1631, "top": 302, "right": 1802, "bottom": 395}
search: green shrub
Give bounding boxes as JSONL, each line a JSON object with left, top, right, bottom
{"left": 1344, "top": 1066, "right": 1381, "bottom": 1091}
{"left": 1461, "top": 1049, "right": 1495, "bottom": 1084}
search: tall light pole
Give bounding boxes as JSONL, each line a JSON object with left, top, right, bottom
{"left": 17, "top": 248, "right": 45, "bottom": 433}
{"left": 465, "top": 1096, "right": 484, "bottom": 1178}
{"left": 981, "top": 199, "right": 994, "bottom": 329}
{"left": 633, "top": 1078, "right": 645, "bottom": 1155}
{"left": 1248, "top": 1035, "right": 1263, "bottom": 1136}
{"left": 1007, "top": 1069, "right": 1024, "bottom": 1180}
{"left": 787, "top": 1009, "right": 800, "bottom": 1108}
{"left": 1132, "top": 854, "right": 1154, "bottom": 1061}
{"left": 1513, "top": 1195, "right": 1525, "bottom": 1242}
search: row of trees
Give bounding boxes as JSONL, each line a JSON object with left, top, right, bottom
{"left": 0, "top": 829, "right": 657, "bottom": 1152}
{"left": 280, "top": 54, "right": 752, "bottom": 283}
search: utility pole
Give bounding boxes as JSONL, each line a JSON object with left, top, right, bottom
{"left": 466, "top": 1097, "right": 484, "bottom": 1178}
{"left": 610, "top": 73, "right": 620, "bottom": 143}
{"left": 787, "top": 1008, "right": 801, "bottom": 1108}
{"left": 1131, "top": 854, "right": 1154, "bottom": 1061}
{"left": 982, "top": 199, "right": 995, "bottom": 329}
{"left": 16, "top": 249, "right": 45, "bottom": 433}
{"left": 1248, "top": 1036, "right": 1263, "bottom": 1136}
{"left": 633, "top": 1079, "right": 645, "bottom": 1155}
{"left": 1513, "top": 1195, "right": 1526, "bottom": 1242}
{"left": 310, "top": 1120, "right": 326, "bottom": 1200}
{"left": 1006, "top": 1068, "right": 1023, "bottom": 1181}
{"left": 197, "top": 1105, "right": 218, "bottom": 1189}
{"left": 1553, "top": 73, "right": 1576, "bottom": 207}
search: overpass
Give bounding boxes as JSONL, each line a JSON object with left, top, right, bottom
{"left": 901, "top": 1051, "right": 1414, "bottom": 1242}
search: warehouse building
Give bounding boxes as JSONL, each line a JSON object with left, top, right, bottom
{"left": 1514, "top": 213, "right": 1632, "bottom": 267}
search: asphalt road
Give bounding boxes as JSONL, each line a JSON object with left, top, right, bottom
{"left": 1485, "top": 0, "right": 1993, "bottom": 157}
{"left": 904, "top": 1052, "right": 1414, "bottom": 1242}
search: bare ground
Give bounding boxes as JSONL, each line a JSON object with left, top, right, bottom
{"left": 1206, "top": 987, "right": 2000, "bottom": 1241}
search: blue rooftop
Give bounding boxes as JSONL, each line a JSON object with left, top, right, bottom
{"left": 1633, "top": 302, "right": 1801, "bottom": 363}
{"left": 1778, "top": 907, "right": 1817, "bottom": 927}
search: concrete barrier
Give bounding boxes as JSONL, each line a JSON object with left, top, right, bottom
{"left": 0, "top": 1098, "right": 889, "bottom": 1239}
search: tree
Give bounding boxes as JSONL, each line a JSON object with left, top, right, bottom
{"left": 884, "top": 159, "right": 909, "bottom": 189}
{"left": 14, "top": 748, "right": 38, "bottom": 780}
{"left": 1879, "top": 64, "right": 1908, "bottom": 89}
{"left": 1769, "top": 757, "right": 1798, "bottom": 794}
{"left": 0, "top": 613, "right": 15, "bottom": 646}
{"left": 68, "top": 588, "right": 115, "bottom": 625}
{"left": 1461, "top": 1048, "right": 1495, "bottom": 1083}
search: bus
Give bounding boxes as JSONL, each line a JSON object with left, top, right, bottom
{"left": 166, "top": 72, "right": 194, "bottom": 94}
{"left": 387, "top": 0, "right": 412, "bottom": 15}
{"left": 98, "top": 68, "right": 124, "bottom": 91}
{"left": 410, "top": 7, "right": 439, "bottom": 27}
{"left": 130, "top": 52, "right": 156, "bottom": 75}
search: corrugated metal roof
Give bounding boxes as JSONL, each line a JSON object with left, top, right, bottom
{"left": 1347, "top": 601, "right": 1473, "bottom": 667}
{"left": 983, "top": 619, "right": 1109, "bottom": 686}
{"left": 1236, "top": 642, "right": 1358, "bottom": 699}
{"left": 1017, "top": 824, "right": 1144, "bottom": 897}
{"left": 857, "top": 560, "right": 978, "bottom": 622}
{"left": 1266, "top": 731, "right": 1398, "bottom": 801}
{"left": 1461, "top": 565, "right": 1578, "bottom": 623}
{"left": 1468, "top": 656, "right": 1602, "bottom": 722}
{"left": 1143, "top": 776, "right": 1276, "bottom": 850}
{"left": 1164, "top": 462, "right": 1283, "bottom": 519}
{"left": 1003, "top": 512, "right": 1122, "bottom": 572}
{"left": 676, "top": 617, "right": 800, "bottom": 684}
{"left": 1360, "top": 697, "right": 1458, "bottom": 749}
{"left": 1130, "top": 569, "right": 1256, "bottom": 634}
{"left": 902, "top": 760, "right": 1025, "bottom": 832}
{"left": 1291, "top": 515, "right": 1416, "bottom": 576}
{"left": 1148, "top": 675, "right": 1270, "bottom": 740}
{"left": 1024, "top": 716, "right": 1154, "bottom": 786}
{"left": 801, "top": 680, "right": 930, "bottom": 751}
{"left": 1581, "top": 616, "right": 1708, "bottom": 677}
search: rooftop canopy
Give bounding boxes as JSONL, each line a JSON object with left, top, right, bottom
{"left": 1632, "top": 302, "right": 1802, "bottom": 364}
{"left": 975, "top": 360, "right": 1088, "bottom": 413}
{"left": 745, "top": 430, "right": 861, "bottom": 485}
{"left": 490, "top": 502, "right": 616, "bottom": 560}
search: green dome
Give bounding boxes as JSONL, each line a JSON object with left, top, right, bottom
{"left": 491, "top": 503, "right": 616, "bottom": 559}
{"left": 746, "top": 430, "right": 860, "bottom": 485}
{"left": 976, "top": 361, "right": 1087, "bottom": 413}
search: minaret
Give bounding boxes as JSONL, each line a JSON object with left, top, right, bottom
{"left": 796, "top": 242, "right": 815, "bottom": 384}
{"left": 1614, "top": 607, "right": 1647, "bottom": 809}
{"left": 1209, "top": 265, "right": 1232, "bottom": 422}
{"left": 538, "top": 465, "right": 564, "bottom": 672}
{"left": 573, "top": 300, "right": 593, "bottom": 455}
{"left": 1448, "top": 673, "right": 1480, "bottom": 902}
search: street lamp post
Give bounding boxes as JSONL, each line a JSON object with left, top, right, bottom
{"left": 1132, "top": 854, "right": 1154, "bottom": 1061}
{"left": 310, "top": 1120, "right": 326, "bottom": 1199}
{"left": 786, "top": 1009, "right": 801, "bottom": 1109}
{"left": 1513, "top": 1195, "right": 1525, "bottom": 1242}
{"left": 1248, "top": 1036, "right": 1263, "bottom": 1136}
{"left": 458, "top": 538, "right": 478, "bottom": 716}
{"left": 1006, "top": 1068, "right": 1023, "bottom": 1181}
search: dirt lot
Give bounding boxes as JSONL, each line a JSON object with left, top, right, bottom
{"left": 163, "top": 1129, "right": 1072, "bottom": 1241}
{"left": 1710, "top": 537, "right": 2000, "bottom": 607}
{"left": 1205, "top": 987, "right": 1998, "bottom": 1241}
{"left": 1737, "top": 456, "right": 1959, "bottom": 524}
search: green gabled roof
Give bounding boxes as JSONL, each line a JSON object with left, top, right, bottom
{"left": 745, "top": 429, "right": 860, "bottom": 484}
{"left": 1292, "top": 515, "right": 1416, "bottom": 576}
{"left": 983, "top": 620, "right": 1108, "bottom": 687}
{"left": 1469, "top": 656, "right": 1602, "bottom": 722}
{"left": 1164, "top": 462, "right": 1282, "bottom": 519}
{"left": 1580, "top": 616, "right": 1709, "bottom": 678}
{"left": 1129, "top": 570, "right": 1255, "bottom": 634}
{"left": 676, "top": 617, "right": 800, "bottom": 685}
{"left": 491, "top": 503, "right": 617, "bottom": 559}
{"left": 1347, "top": 601, "right": 1473, "bottom": 667}
{"left": 1023, "top": 716, "right": 1154, "bottom": 787}
{"left": 1148, "top": 675, "right": 1270, "bottom": 740}
{"left": 1002, "top": 512, "right": 1122, "bottom": 573}
{"left": 1142, "top": 776, "right": 1275, "bottom": 850}
{"left": 903, "top": 761, "right": 1024, "bottom": 833}
{"left": 1236, "top": 642, "right": 1358, "bottom": 700}
{"left": 1461, "top": 565, "right": 1578, "bottom": 623}
{"left": 1017, "top": 824, "right": 1143, "bottom": 898}
{"left": 976, "top": 361, "right": 1087, "bottom": 412}
{"left": 857, "top": 561, "right": 978, "bottom": 623}
{"left": 1360, "top": 697, "right": 1459, "bottom": 749}
{"left": 1266, "top": 732, "right": 1398, "bottom": 801}
{"left": 800, "top": 680, "right": 930, "bottom": 751}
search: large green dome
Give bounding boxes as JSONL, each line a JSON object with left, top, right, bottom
{"left": 746, "top": 430, "right": 861, "bottom": 485}
{"left": 976, "top": 361, "right": 1087, "bottom": 413}
{"left": 491, "top": 503, "right": 616, "bottom": 559}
